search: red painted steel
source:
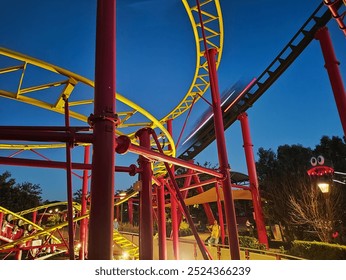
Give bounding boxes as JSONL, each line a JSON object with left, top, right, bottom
{"left": 323, "top": 0, "right": 346, "bottom": 36}
{"left": 32, "top": 211, "right": 37, "bottom": 224}
{"left": 206, "top": 48, "right": 240, "bottom": 259}
{"left": 128, "top": 144, "right": 223, "bottom": 178}
{"left": 64, "top": 97, "right": 75, "bottom": 260}
{"left": 79, "top": 145, "right": 90, "bottom": 260}
{"left": 315, "top": 26, "right": 346, "bottom": 138}
{"left": 0, "top": 156, "right": 140, "bottom": 174}
{"left": 167, "top": 119, "right": 179, "bottom": 259}
{"left": 192, "top": 174, "right": 215, "bottom": 225}
{"left": 151, "top": 129, "right": 210, "bottom": 260}
{"left": 88, "top": 0, "right": 116, "bottom": 260}
{"left": 0, "top": 128, "right": 93, "bottom": 143}
{"left": 238, "top": 112, "right": 269, "bottom": 248}
{"left": 157, "top": 178, "right": 167, "bottom": 260}
{"left": 136, "top": 128, "right": 154, "bottom": 260}
{"left": 0, "top": 212, "right": 3, "bottom": 237}
{"left": 215, "top": 182, "right": 225, "bottom": 245}
{"left": 128, "top": 198, "right": 133, "bottom": 225}
{"left": 169, "top": 182, "right": 180, "bottom": 260}
{"left": 176, "top": 168, "right": 193, "bottom": 229}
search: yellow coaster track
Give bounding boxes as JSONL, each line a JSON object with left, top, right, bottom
{"left": 0, "top": 1, "right": 223, "bottom": 176}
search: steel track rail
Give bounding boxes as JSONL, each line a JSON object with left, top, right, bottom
{"left": 178, "top": 1, "right": 343, "bottom": 161}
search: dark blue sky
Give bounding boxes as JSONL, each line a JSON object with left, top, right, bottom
{"left": 0, "top": 0, "right": 345, "bottom": 201}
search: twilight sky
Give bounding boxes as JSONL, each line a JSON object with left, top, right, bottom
{"left": 0, "top": 0, "right": 345, "bottom": 201}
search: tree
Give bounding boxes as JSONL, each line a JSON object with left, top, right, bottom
{"left": 256, "top": 144, "right": 313, "bottom": 227}
{"left": 287, "top": 179, "right": 342, "bottom": 242}
{"left": 0, "top": 171, "right": 42, "bottom": 212}
{"left": 256, "top": 136, "right": 346, "bottom": 242}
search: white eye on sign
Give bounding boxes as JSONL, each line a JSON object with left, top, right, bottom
{"left": 310, "top": 157, "right": 317, "bottom": 166}
{"left": 317, "top": 155, "right": 325, "bottom": 165}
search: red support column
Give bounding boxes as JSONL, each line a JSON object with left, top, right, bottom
{"left": 167, "top": 119, "right": 179, "bottom": 260}
{"left": 64, "top": 97, "right": 75, "bottom": 260}
{"left": 128, "top": 198, "right": 133, "bottom": 225}
{"left": 238, "top": 112, "right": 269, "bottom": 248}
{"left": 116, "top": 205, "right": 120, "bottom": 221}
{"left": 0, "top": 212, "right": 3, "bottom": 236}
{"left": 207, "top": 48, "right": 240, "bottom": 259}
{"left": 88, "top": 0, "right": 116, "bottom": 260}
{"left": 170, "top": 186, "right": 180, "bottom": 260}
{"left": 79, "top": 145, "right": 90, "bottom": 260}
{"left": 177, "top": 167, "right": 193, "bottom": 226}
{"left": 215, "top": 183, "right": 225, "bottom": 245}
{"left": 32, "top": 211, "right": 37, "bottom": 224}
{"left": 157, "top": 178, "right": 167, "bottom": 260}
{"left": 315, "top": 26, "right": 346, "bottom": 138}
{"left": 136, "top": 128, "right": 154, "bottom": 260}
{"left": 192, "top": 174, "right": 215, "bottom": 225}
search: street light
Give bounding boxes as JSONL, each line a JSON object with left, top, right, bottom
{"left": 307, "top": 156, "right": 334, "bottom": 194}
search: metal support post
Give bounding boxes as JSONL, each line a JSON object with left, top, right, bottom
{"left": 192, "top": 174, "right": 215, "bottom": 225}
{"left": 157, "top": 178, "right": 167, "bottom": 260}
{"left": 64, "top": 97, "right": 75, "bottom": 260}
{"left": 207, "top": 48, "right": 240, "bottom": 259}
{"left": 315, "top": 26, "right": 346, "bottom": 137}
{"left": 0, "top": 212, "right": 3, "bottom": 236}
{"left": 88, "top": 0, "right": 116, "bottom": 260}
{"left": 32, "top": 211, "right": 37, "bottom": 224}
{"left": 169, "top": 184, "right": 180, "bottom": 260}
{"left": 79, "top": 145, "right": 90, "bottom": 260}
{"left": 215, "top": 182, "right": 225, "bottom": 245}
{"left": 128, "top": 198, "right": 133, "bottom": 225}
{"left": 167, "top": 119, "right": 180, "bottom": 260}
{"left": 136, "top": 128, "right": 154, "bottom": 260}
{"left": 238, "top": 112, "right": 269, "bottom": 248}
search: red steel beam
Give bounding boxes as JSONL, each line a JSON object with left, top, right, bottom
{"left": 0, "top": 129, "right": 93, "bottom": 143}
{"left": 315, "top": 26, "right": 346, "bottom": 138}
{"left": 323, "top": 0, "right": 346, "bottom": 36}
{"left": 79, "top": 145, "right": 90, "bottom": 260}
{"left": 88, "top": 0, "right": 116, "bottom": 260}
{"left": 0, "top": 156, "right": 140, "bottom": 174}
{"left": 157, "top": 178, "right": 167, "bottom": 260}
{"left": 238, "top": 112, "right": 269, "bottom": 248}
{"left": 128, "top": 144, "right": 223, "bottom": 178}
{"left": 64, "top": 97, "right": 75, "bottom": 260}
{"left": 206, "top": 47, "right": 240, "bottom": 259}
{"left": 136, "top": 128, "right": 154, "bottom": 260}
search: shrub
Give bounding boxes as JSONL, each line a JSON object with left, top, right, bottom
{"left": 288, "top": 240, "right": 346, "bottom": 260}
{"left": 239, "top": 236, "right": 267, "bottom": 250}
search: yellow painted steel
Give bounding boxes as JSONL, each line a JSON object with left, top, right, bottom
{"left": 16, "top": 201, "right": 82, "bottom": 216}
{"left": 113, "top": 231, "right": 139, "bottom": 260}
{"left": 0, "top": 48, "right": 175, "bottom": 157}
{"left": 160, "top": 0, "right": 223, "bottom": 123}
{"left": 0, "top": 0, "right": 224, "bottom": 176}
{"left": 0, "top": 214, "right": 88, "bottom": 250}
{"left": 0, "top": 206, "right": 60, "bottom": 244}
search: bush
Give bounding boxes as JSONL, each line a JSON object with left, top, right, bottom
{"left": 288, "top": 240, "right": 346, "bottom": 260}
{"left": 239, "top": 236, "right": 267, "bottom": 250}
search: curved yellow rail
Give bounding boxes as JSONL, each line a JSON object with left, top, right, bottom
{"left": 0, "top": 0, "right": 224, "bottom": 176}
{"left": 160, "top": 0, "right": 223, "bottom": 123}
{"left": 16, "top": 201, "right": 82, "bottom": 216}
{"left": 0, "top": 47, "right": 175, "bottom": 158}
{"left": 0, "top": 214, "right": 87, "bottom": 250}
{"left": 0, "top": 206, "right": 60, "bottom": 244}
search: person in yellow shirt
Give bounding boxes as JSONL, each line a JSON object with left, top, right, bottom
{"left": 207, "top": 220, "right": 220, "bottom": 246}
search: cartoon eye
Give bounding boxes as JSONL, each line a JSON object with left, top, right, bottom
{"left": 310, "top": 157, "right": 317, "bottom": 166}
{"left": 317, "top": 155, "right": 325, "bottom": 165}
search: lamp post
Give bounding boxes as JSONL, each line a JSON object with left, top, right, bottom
{"left": 307, "top": 156, "right": 334, "bottom": 240}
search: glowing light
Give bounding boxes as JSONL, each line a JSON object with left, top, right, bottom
{"left": 122, "top": 251, "right": 129, "bottom": 259}
{"left": 317, "top": 182, "right": 330, "bottom": 193}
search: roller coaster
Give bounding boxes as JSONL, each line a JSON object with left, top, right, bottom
{"left": 0, "top": 0, "right": 345, "bottom": 260}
